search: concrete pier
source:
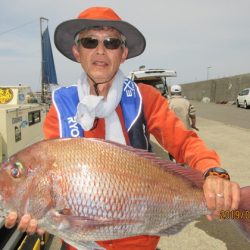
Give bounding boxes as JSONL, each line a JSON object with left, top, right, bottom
{"left": 156, "top": 102, "right": 250, "bottom": 250}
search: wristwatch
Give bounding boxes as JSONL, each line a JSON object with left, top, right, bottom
{"left": 204, "top": 167, "right": 230, "bottom": 180}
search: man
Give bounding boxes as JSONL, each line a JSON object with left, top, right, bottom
{"left": 5, "top": 6, "right": 240, "bottom": 250}
{"left": 169, "top": 84, "right": 198, "bottom": 131}
{"left": 168, "top": 84, "right": 198, "bottom": 162}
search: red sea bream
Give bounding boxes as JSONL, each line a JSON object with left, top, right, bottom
{"left": 0, "top": 138, "right": 249, "bottom": 249}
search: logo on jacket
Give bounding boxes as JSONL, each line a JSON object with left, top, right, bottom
{"left": 67, "top": 117, "right": 80, "bottom": 137}
{"left": 124, "top": 78, "right": 136, "bottom": 97}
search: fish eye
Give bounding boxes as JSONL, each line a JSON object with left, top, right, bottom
{"left": 10, "top": 162, "right": 23, "bottom": 178}
{"left": 11, "top": 167, "right": 20, "bottom": 178}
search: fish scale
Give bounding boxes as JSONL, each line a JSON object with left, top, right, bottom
{"left": 0, "top": 138, "right": 222, "bottom": 244}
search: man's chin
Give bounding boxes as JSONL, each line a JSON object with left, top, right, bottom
{"left": 88, "top": 73, "right": 115, "bottom": 85}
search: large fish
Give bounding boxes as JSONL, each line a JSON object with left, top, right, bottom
{"left": 0, "top": 138, "right": 249, "bottom": 249}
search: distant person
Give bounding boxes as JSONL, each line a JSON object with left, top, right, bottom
{"left": 168, "top": 84, "right": 198, "bottom": 162}
{"left": 169, "top": 84, "right": 199, "bottom": 131}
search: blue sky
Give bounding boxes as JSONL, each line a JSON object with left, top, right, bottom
{"left": 0, "top": 0, "right": 250, "bottom": 91}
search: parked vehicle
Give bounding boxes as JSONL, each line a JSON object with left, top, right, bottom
{"left": 128, "top": 68, "right": 177, "bottom": 97}
{"left": 236, "top": 88, "right": 250, "bottom": 109}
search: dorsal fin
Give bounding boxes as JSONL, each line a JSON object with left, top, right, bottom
{"left": 90, "top": 138, "right": 205, "bottom": 188}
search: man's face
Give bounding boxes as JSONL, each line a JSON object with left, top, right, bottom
{"left": 72, "top": 28, "right": 128, "bottom": 84}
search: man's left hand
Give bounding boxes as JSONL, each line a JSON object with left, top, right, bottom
{"left": 203, "top": 175, "right": 240, "bottom": 220}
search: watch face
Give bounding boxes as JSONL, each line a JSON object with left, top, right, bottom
{"left": 213, "top": 167, "right": 227, "bottom": 174}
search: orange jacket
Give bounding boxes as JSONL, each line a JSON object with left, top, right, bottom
{"left": 43, "top": 83, "right": 220, "bottom": 250}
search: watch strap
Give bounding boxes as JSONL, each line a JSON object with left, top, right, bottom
{"left": 204, "top": 167, "right": 230, "bottom": 180}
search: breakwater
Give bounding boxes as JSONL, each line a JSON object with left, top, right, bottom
{"left": 180, "top": 73, "right": 250, "bottom": 103}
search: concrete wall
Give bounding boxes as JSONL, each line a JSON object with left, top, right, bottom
{"left": 180, "top": 73, "right": 250, "bottom": 102}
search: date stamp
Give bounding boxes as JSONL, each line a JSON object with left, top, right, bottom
{"left": 220, "top": 210, "right": 250, "bottom": 220}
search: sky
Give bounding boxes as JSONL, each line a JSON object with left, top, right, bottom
{"left": 0, "top": 0, "right": 250, "bottom": 91}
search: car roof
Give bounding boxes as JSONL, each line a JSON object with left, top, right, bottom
{"left": 130, "top": 69, "right": 177, "bottom": 79}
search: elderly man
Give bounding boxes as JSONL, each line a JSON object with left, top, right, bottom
{"left": 5, "top": 6, "right": 240, "bottom": 250}
{"left": 169, "top": 84, "right": 198, "bottom": 131}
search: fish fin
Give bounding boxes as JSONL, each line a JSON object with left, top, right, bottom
{"left": 156, "top": 163, "right": 205, "bottom": 188}
{"left": 155, "top": 220, "right": 191, "bottom": 236}
{"left": 50, "top": 210, "right": 140, "bottom": 229}
{"left": 64, "top": 239, "right": 106, "bottom": 250}
{"left": 230, "top": 186, "right": 250, "bottom": 241}
{"left": 91, "top": 138, "right": 204, "bottom": 188}
{"left": 65, "top": 216, "right": 140, "bottom": 227}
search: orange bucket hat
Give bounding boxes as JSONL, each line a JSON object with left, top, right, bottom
{"left": 54, "top": 6, "right": 146, "bottom": 61}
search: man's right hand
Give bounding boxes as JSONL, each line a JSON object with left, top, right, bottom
{"left": 5, "top": 212, "right": 44, "bottom": 235}
{"left": 191, "top": 124, "right": 199, "bottom": 131}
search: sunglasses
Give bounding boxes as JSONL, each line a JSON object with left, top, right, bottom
{"left": 77, "top": 37, "right": 125, "bottom": 50}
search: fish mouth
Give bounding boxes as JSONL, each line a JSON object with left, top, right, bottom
{"left": 0, "top": 195, "right": 12, "bottom": 218}
{"left": 0, "top": 195, "right": 6, "bottom": 217}
{"left": 0, "top": 195, "right": 5, "bottom": 217}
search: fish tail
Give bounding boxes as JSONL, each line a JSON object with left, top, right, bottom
{"left": 230, "top": 186, "right": 250, "bottom": 241}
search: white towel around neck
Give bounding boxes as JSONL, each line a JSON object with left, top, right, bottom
{"left": 76, "top": 70, "right": 126, "bottom": 145}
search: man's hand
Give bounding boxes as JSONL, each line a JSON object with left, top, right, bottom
{"left": 191, "top": 124, "right": 199, "bottom": 131}
{"left": 203, "top": 176, "right": 240, "bottom": 220}
{"left": 5, "top": 212, "right": 44, "bottom": 235}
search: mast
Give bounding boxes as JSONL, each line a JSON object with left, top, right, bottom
{"left": 40, "top": 17, "right": 48, "bottom": 103}
{"left": 40, "top": 17, "right": 58, "bottom": 104}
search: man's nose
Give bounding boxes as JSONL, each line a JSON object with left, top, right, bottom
{"left": 96, "top": 41, "right": 105, "bottom": 54}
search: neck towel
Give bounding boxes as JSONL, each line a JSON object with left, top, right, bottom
{"left": 76, "top": 70, "right": 126, "bottom": 145}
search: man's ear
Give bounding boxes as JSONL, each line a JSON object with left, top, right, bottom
{"left": 72, "top": 45, "right": 80, "bottom": 62}
{"left": 121, "top": 47, "right": 129, "bottom": 64}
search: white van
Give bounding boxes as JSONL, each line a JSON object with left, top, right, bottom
{"left": 128, "top": 68, "right": 177, "bottom": 97}
{"left": 236, "top": 88, "right": 250, "bottom": 109}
